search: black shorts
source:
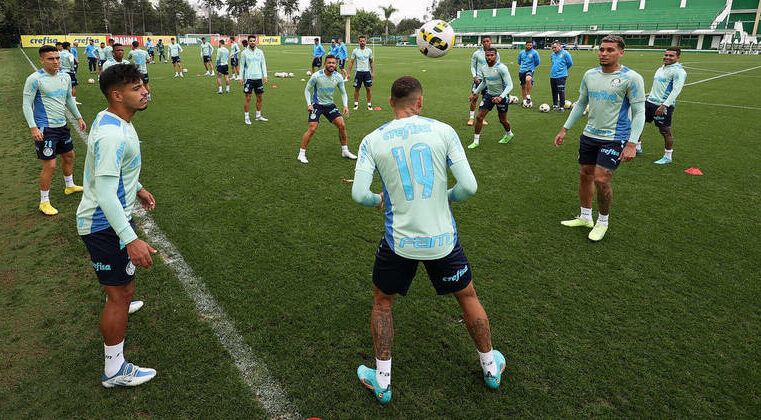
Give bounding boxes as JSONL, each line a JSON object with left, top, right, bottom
{"left": 353, "top": 71, "right": 372, "bottom": 88}
{"left": 141, "top": 73, "right": 149, "bottom": 84}
{"left": 231, "top": 57, "right": 239, "bottom": 67}
{"left": 98, "top": 59, "right": 106, "bottom": 66}
{"left": 34, "top": 126, "right": 73, "bottom": 160}
{"left": 339, "top": 59, "right": 346, "bottom": 69}
{"left": 81, "top": 221, "right": 138, "bottom": 287}
{"left": 645, "top": 100, "right": 674, "bottom": 128}
{"left": 148, "top": 49, "right": 155, "bottom": 57}
{"left": 308, "top": 103, "right": 342, "bottom": 123}
{"left": 479, "top": 92, "right": 508, "bottom": 113}
{"left": 244, "top": 79, "right": 264, "bottom": 95}
{"left": 519, "top": 71, "right": 535, "bottom": 86}
{"left": 203, "top": 55, "right": 211, "bottom": 63}
{"left": 578, "top": 134, "right": 626, "bottom": 171}
{"left": 372, "top": 238, "right": 472, "bottom": 296}
{"left": 67, "top": 72, "right": 78, "bottom": 86}
{"left": 312, "top": 57, "right": 322, "bottom": 68}
{"left": 216, "top": 64, "right": 229, "bottom": 75}
{"left": 172, "top": 56, "right": 181, "bottom": 63}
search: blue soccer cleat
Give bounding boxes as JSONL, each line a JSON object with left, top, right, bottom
{"left": 102, "top": 361, "right": 157, "bottom": 388}
{"left": 357, "top": 365, "right": 392, "bottom": 403}
{"left": 653, "top": 157, "right": 672, "bottom": 165}
{"left": 484, "top": 350, "right": 506, "bottom": 389}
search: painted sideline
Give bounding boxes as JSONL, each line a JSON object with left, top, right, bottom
{"left": 18, "top": 47, "right": 300, "bottom": 419}
{"left": 684, "top": 65, "right": 761, "bottom": 86}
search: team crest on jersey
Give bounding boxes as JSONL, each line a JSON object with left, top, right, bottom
{"left": 610, "top": 78, "right": 622, "bottom": 87}
{"left": 126, "top": 261, "right": 135, "bottom": 276}
{"left": 43, "top": 147, "right": 54, "bottom": 157}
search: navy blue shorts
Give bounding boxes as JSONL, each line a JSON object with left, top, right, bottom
{"left": 231, "top": 57, "right": 239, "bottom": 67}
{"left": 519, "top": 71, "right": 535, "bottom": 86}
{"left": 353, "top": 71, "right": 372, "bottom": 88}
{"left": 339, "top": 59, "right": 346, "bottom": 69}
{"left": 372, "top": 238, "right": 472, "bottom": 296}
{"left": 67, "top": 71, "right": 78, "bottom": 86}
{"left": 308, "top": 104, "right": 342, "bottom": 123}
{"left": 479, "top": 92, "right": 508, "bottom": 113}
{"left": 81, "top": 221, "right": 138, "bottom": 287}
{"left": 645, "top": 100, "right": 674, "bottom": 128}
{"left": 578, "top": 134, "right": 626, "bottom": 171}
{"left": 312, "top": 57, "right": 322, "bottom": 68}
{"left": 141, "top": 73, "right": 149, "bottom": 84}
{"left": 98, "top": 59, "right": 106, "bottom": 66}
{"left": 172, "top": 56, "right": 181, "bottom": 63}
{"left": 203, "top": 55, "right": 211, "bottom": 63}
{"left": 35, "top": 126, "right": 73, "bottom": 160}
{"left": 244, "top": 78, "right": 264, "bottom": 95}
{"left": 216, "top": 64, "right": 229, "bottom": 75}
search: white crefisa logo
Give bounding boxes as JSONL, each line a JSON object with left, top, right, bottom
{"left": 126, "top": 261, "right": 135, "bottom": 276}
{"left": 43, "top": 147, "right": 54, "bottom": 157}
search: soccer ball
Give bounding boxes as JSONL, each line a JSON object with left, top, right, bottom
{"left": 306, "top": 70, "right": 312, "bottom": 76}
{"left": 87, "top": 78, "right": 95, "bottom": 84}
{"left": 416, "top": 20, "right": 455, "bottom": 58}
{"left": 182, "top": 68, "right": 188, "bottom": 73}
{"left": 522, "top": 99, "right": 533, "bottom": 108}
{"left": 539, "top": 104, "right": 551, "bottom": 112}
{"left": 564, "top": 100, "right": 572, "bottom": 109}
{"left": 288, "top": 72, "right": 294, "bottom": 78}
{"left": 509, "top": 95, "right": 519, "bottom": 104}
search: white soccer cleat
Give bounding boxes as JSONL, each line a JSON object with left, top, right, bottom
{"left": 101, "top": 361, "right": 156, "bottom": 388}
{"left": 342, "top": 150, "right": 357, "bottom": 160}
{"left": 244, "top": 118, "right": 252, "bottom": 125}
{"left": 297, "top": 154, "right": 309, "bottom": 164}
{"left": 255, "top": 115, "right": 268, "bottom": 121}
{"left": 128, "top": 300, "right": 144, "bottom": 314}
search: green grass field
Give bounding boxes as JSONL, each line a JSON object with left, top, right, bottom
{"left": 2, "top": 44, "right": 760, "bottom": 417}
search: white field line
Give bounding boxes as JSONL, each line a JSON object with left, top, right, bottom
{"left": 19, "top": 47, "right": 299, "bottom": 419}
{"left": 684, "top": 65, "right": 761, "bottom": 86}
{"left": 676, "top": 99, "right": 761, "bottom": 111}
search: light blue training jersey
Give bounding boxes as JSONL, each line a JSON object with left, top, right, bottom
{"left": 230, "top": 42, "right": 240, "bottom": 59}
{"left": 313, "top": 43, "right": 325, "bottom": 58}
{"left": 351, "top": 47, "right": 373, "bottom": 72}
{"left": 104, "top": 45, "right": 114, "bottom": 60}
{"left": 338, "top": 42, "right": 348, "bottom": 60}
{"left": 567, "top": 66, "right": 646, "bottom": 142}
{"left": 518, "top": 48, "right": 540, "bottom": 73}
{"left": 101, "top": 58, "right": 129, "bottom": 73}
{"left": 168, "top": 43, "right": 182, "bottom": 57}
{"left": 200, "top": 41, "right": 214, "bottom": 57}
{"left": 85, "top": 43, "right": 97, "bottom": 58}
{"left": 470, "top": 48, "right": 501, "bottom": 78}
{"left": 304, "top": 70, "right": 347, "bottom": 106}
{"left": 76, "top": 110, "right": 142, "bottom": 237}
{"left": 355, "top": 115, "right": 469, "bottom": 260}
{"left": 97, "top": 47, "right": 106, "bottom": 60}
{"left": 239, "top": 47, "right": 267, "bottom": 80}
{"left": 473, "top": 62, "right": 513, "bottom": 98}
{"left": 59, "top": 50, "right": 76, "bottom": 72}
{"left": 128, "top": 49, "right": 149, "bottom": 73}
{"left": 216, "top": 46, "right": 230, "bottom": 66}
{"left": 22, "top": 69, "right": 82, "bottom": 129}
{"left": 550, "top": 49, "right": 573, "bottom": 78}
{"left": 647, "top": 63, "right": 687, "bottom": 107}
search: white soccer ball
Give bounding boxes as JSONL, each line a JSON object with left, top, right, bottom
{"left": 522, "top": 99, "right": 533, "bottom": 108}
{"left": 509, "top": 95, "right": 519, "bottom": 104}
{"left": 182, "top": 68, "right": 188, "bottom": 73}
{"left": 288, "top": 72, "right": 294, "bottom": 77}
{"left": 306, "top": 70, "right": 312, "bottom": 76}
{"left": 87, "top": 78, "right": 95, "bottom": 84}
{"left": 539, "top": 103, "right": 551, "bottom": 112}
{"left": 564, "top": 100, "right": 572, "bottom": 109}
{"left": 416, "top": 20, "right": 455, "bottom": 58}
{"left": 300, "top": 78, "right": 306, "bottom": 82}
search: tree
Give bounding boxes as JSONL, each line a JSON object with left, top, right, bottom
{"left": 379, "top": 4, "right": 397, "bottom": 42}
{"left": 395, "top": 18, "right": 423, "bottom": 36}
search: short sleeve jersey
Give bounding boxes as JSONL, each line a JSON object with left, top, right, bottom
{"left": 85, "top": 44, "right": 97, "bottom": 58}
{"left": 128, "top": 49, "right": 149, "bottom": 73}
{"left": 76, "top": 111, "right": 142, "bottom": 236}
{"left": 230, "top": 42, "right": 240, "bottom": 59}
{"left": 577, "top": 66, "right": 646, "bottom": 142}
{"left": 647, "top": 63, "right": 687, "bottom": 107}
{"left": 216, "top": 46, "right": 230, "bottom": 66}
{"left": 168, "top": 43, "right": 182, "bottom": 57}
{"left": 22, "top": 69, "right": 80, "bottom": 128}
{"left": 355, "top": 116, "right": 468, "bottom": 260}
{"left": 97, "top": 47, "right": 106, "bottom": 60}
{"left": 471, "top": 48, "right": 501, "bottom": 78}
{"left": 351, "top": 47, "right": 373, "bottom": 72}
{"left": 59, "top": 50, "right": 75, "bottom": 72}
{"left": 200, "top": 42, "right": 213, "bottom": 56}
{"left": 104, "top": 45, "right": 114, "bottom": 60}
{"left": 305, "top": 70, "right": 346, "bottom": 106}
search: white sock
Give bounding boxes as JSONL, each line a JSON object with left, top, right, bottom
{"left": 580, "top": 207, "right": 593, "bottom": 220}
{"left": 226, "top": 86, "right": 230, "bottom": 92}
{"left": 245, "top": 112, "right": 250, "bottom": 119}
{"left": 256, "top": 110, "right": 261, "bottom": 117}
{"left": 479, "top": 349, "right": 497, "bottom": 376}
{"left": 597, "top": 213, "right": 609, "bottom": 226}
{"left": 73, "top": 97, "right": 77, "bottom": 102}
{"left": 507, "top": 130, "right": 513, "bottom": 136}
{"left": 40, "top": 190, "right": 50, "bottom": 203}
{"left": 665, "top": 149, "right": 673, "bottom": 160}
{"left": 367, "top": 102, "right": 371, "bottom": 107}
{"left": 64, "top": 175, "right": 74, "bottom": 188}
{"left": 354, "top": 101, "right": 358, "bottom": 106}
{"left": 636, "top": 143, "right": 643, "bottom": 152}
{"left": 341, "top": 145, "right": 349, "bottom": 152}
{"left": 299, "top": 148, "right": 306, "bottom": 156}
{"left": 469, "top": 111, "right": 475, "bottom": 119}
{"left": 104, "top": 340, "right": 126, "bottom": 377}
{"left": 473, "top": 133, "right": 480, "bottom": 143}
{"left": 218, "top": 87, "right": 222, "bottom": 92}
{"left": 526, "top": 94, "right": 531, "bottom": 100}
{"left": 376, "top": 358, "right": 391, "bottom": 389}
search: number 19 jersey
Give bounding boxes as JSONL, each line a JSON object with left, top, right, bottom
{"left": 355, "top": 115, "right": 468, "bottom": 260}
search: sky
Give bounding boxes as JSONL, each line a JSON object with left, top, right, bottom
{"left": 296, "top": 0, "right": 432, "bottom": 24}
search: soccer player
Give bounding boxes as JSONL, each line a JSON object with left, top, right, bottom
{"left": 467, "top": 35, "right": 500, "bottom": 126}
{"left": 168, "top": 38, "right": 184, "bottom": 77}
{"left": 200, "top": 37, "right": 214, "bottom": 76}
{"left": 518, "top": 40, "right": 540, "bottom": 107}
{"left": 299, "top": 54, "right": 356, "bottom": 164}
{"left": 641, "top": 47, "right": 686, "bottom": 164}
{"left": 550, "top": 41, "right": 573, "bottom": 112}
{"left": 239, "top": 35, "right": 268, "bottom": 124}
{"left": 85, "top": 39, "right": 98, "bottom": 73}
{"left": 104, "top": 38, "right": 115, "bottom": 61}
{"left": 60, "top": 42, "right": 80, "bottom": 104}
{"left": 337, "top": 38, "right": 348, "bottom": 80}
{"left": 128, "top": 41, "right": 151, "bottom": 99}
{"left": 77, "top": 63, "right": 157, "bottom": 388}
{"left": 157, "top": 39, "right": 166, "bottom": 63}
{"left": 352, "top": 76, "right": 505, "bottom": 404}
{"left": 22, "top": 45, "right": 86, "bottom": 215}
{"left": 144, "top": 37, "right": 154, "bottom": 64}
{"left": 215, "top": 39, "right": 231, "bottom": 94}
{"left": 348, "top": 35, "right": 374, "bottom": 111}
{"left": 329, "top": 39, "right": 339, "bottom": 58}
{"left": 553, "top": 35, "right": 646, "bottom": 242}
{"left": 467, "top": 48, "right": 514, "bottom": 149}
{"left": 97, "top": 42, "right": 107, "bottom": 78}
{"left": 229, "top": 36, "right": 240, "bottom": 80}
{"left": 71, "top": 41, "right": 80, "bottom": 72}
{"left": 311, "top": 37, "right": 325, "bottom": 74}
{"left": 101, "top": 44, "right": 129, "bottom": 72}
